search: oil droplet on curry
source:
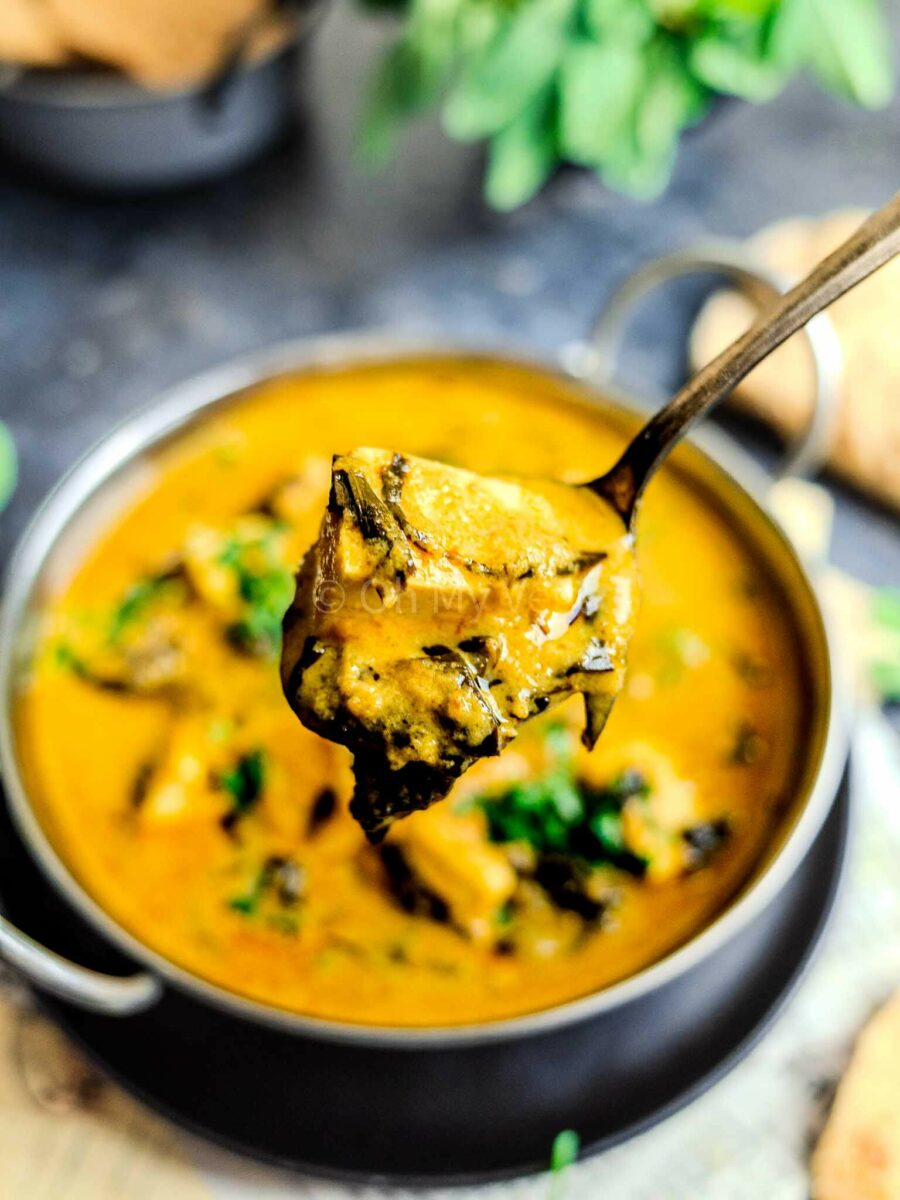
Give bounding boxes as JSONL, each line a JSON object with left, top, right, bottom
{"left": 18, "top": 360, "right": 807, "bottom": 1027}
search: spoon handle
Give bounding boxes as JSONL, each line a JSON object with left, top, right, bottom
{"left": 592, "top": 192, "right": 900, "bottom": 526}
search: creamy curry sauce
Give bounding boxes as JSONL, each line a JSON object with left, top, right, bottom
{"left": 18, "top": 359, "right": 807, "bottom": 1026}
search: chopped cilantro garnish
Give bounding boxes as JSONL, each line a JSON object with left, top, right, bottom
{"left": 480, "top": 728, "right": 649, "bottom": 876}
{"left": 550, "top": 1128, "right": 580, "bottom": 1188}
{"left": 589, "top": 808, "right": 626, "bottom": 855}
{"left": 107, "top": 572, "right": 184, "bottom": 645}
{"left": 217, "top": 528, "right": 294, "bottom": 658}
{"left": 550, "top": 1128, "right": 580, "bottom": 1171}
{"left": 228, "top": 855, "right": 304, "bottom": 928}
{"left": 52, "top": 640, "right": 89, "bottom": 677}
{"left": 216, "top": 749, "right": 266, "bottom": 833}
{"left": 229, "top": 883, "right": 264, "bottom": 916}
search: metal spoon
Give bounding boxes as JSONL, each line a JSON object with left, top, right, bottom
{"left": 590, "top": 193, "right": 900, "bottom": 527}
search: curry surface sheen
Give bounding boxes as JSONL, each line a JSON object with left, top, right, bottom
{"left": 18, "top": 359, "right": 806, "bottom": 1027}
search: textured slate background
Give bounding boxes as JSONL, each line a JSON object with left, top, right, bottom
{"left": 0, "top": 0, "right": 897, "bottom": 584}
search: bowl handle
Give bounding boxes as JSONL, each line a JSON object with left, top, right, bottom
{"left": 577, "top": 240, "right": 844, "bottom": 481}
{"left": 0, "top": 912, "right": 161, "bottom": 1014}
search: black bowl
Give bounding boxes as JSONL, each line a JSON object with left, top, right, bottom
{"left": 0, "top": 19, "right": 315, "bottom": 192}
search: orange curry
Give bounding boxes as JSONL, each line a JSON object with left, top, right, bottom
{"left": 17, "top": 359, "right": 806, "bottom": 1026}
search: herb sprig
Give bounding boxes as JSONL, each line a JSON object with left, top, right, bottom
{"left": 549, "top": 1128, "right": 580, "bottom": 1199}
{"left": 361, "top": 0, "right": 893, "bottom": 209}
{"left": 107, "top": 571, "right": 186, "bottom": 645}
{"left": 479, "top": 724, "right": 651, "bottom": 874}
{"left": 216, "top": 749, "right": 267, "bottom": 834}
{"left": 229, "top": 854, "right": 305, "bottom": 931}
{"left": 217, "top": 527, "right": 295, "bottom": 658}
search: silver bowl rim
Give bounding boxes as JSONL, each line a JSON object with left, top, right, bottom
{"left": 0, "top": 331, "right": 849, "bottom": 1047}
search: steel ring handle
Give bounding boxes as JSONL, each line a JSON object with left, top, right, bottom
{"left": 0, "top": 728, "right": 160, "bottom": 1012}
{"left": 586, "top": 240, "right": 844, "bottom": 480}
{"left": 0, "top": 910, "right": 161, "bottom": 1014}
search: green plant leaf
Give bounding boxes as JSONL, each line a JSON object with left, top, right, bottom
{"left": 634, "top": 38, "right": 706, "bottom": 153}
{"left": 0, "top": 422, "right": 16, "bottom": 515}
{"left": 600, "top": 36, "right": 702, "bottom": 197}
{"left": 811, "top": 0, "right": 893, "bottom": 109}
{"left": 359, "top": 0, "right": 462, "bottom": 163}
{"left": 770, "top": 0, "right": 893, "bottom": 109}
{"left": 689, "top": 34, "right": 786, "bottom": 101}
{"left": 698, "top": 0, "right": 775, "bottom": 15}
{"left": 444, "top": 0, "right": 576, "bottom": 140}
{"left": 360, "top": 41, "right": 436, "bottom": 164}
{"left": 646, "top": 0, "right": 704, "bottom": 28}
{"left": 559, "top": 40, "right": 645, "bottom": 166}
{"left": 766, "top": 0, "right": 809, "bottom": 69}
{"left": 456, "top": 0, "right": 505, "bottom": 57}
{"left": 484, "top": 89, "right": 558, "bottom": 210}
{"left": 583, "top": 0, "right": 655, "bottom": 43}
{"left": 358, "top": 0, "right": 895, "bottom": 209}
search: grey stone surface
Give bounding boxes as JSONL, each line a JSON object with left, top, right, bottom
{"left": 0, "top": 0, "right": 897, "bottom": 585}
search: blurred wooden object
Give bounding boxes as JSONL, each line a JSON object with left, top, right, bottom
{"left": 811, "top": 989, "right": 900, "bottom": 1200}
{"left": 0, "top": 991, "right": 210, "bottom": 1199}
{"left": 47, "top": 0, "right": 264, "bottom": 87}
{"left": 692, "top": 211, "right": 900, "bottom": 512}
{"left": 0, "top": 0, "right": 66, "bottom": 66}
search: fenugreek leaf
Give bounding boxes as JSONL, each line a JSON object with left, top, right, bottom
{"left": 689, "top": 33, "right": 786, "bottom": 101}
{"left": 583, "top": 0, "right": 654, "bottom": 43}
{"left": 443, "top": 0, "right": 577, "bottom": 140}
{"left": 602, "top": 39, "right": 703, "bottom": 198}
{"left": 559, "top": 41, "right": 645, "bottom": 167}
{"left": 360, "top": 40, "right": 441, "bottom": 165}
{"left": 484, "top": 89, "right": 558, "bottom": 211}
{"left": 770, "top": 0, "right": 893, "bottom": 109}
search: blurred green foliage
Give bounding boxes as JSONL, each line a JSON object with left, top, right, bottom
{"left": 360, "top": 0, "right": 894, "bottom": 208}
{"left": 0, "top": 423, "right": 16, "bottom": 515}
